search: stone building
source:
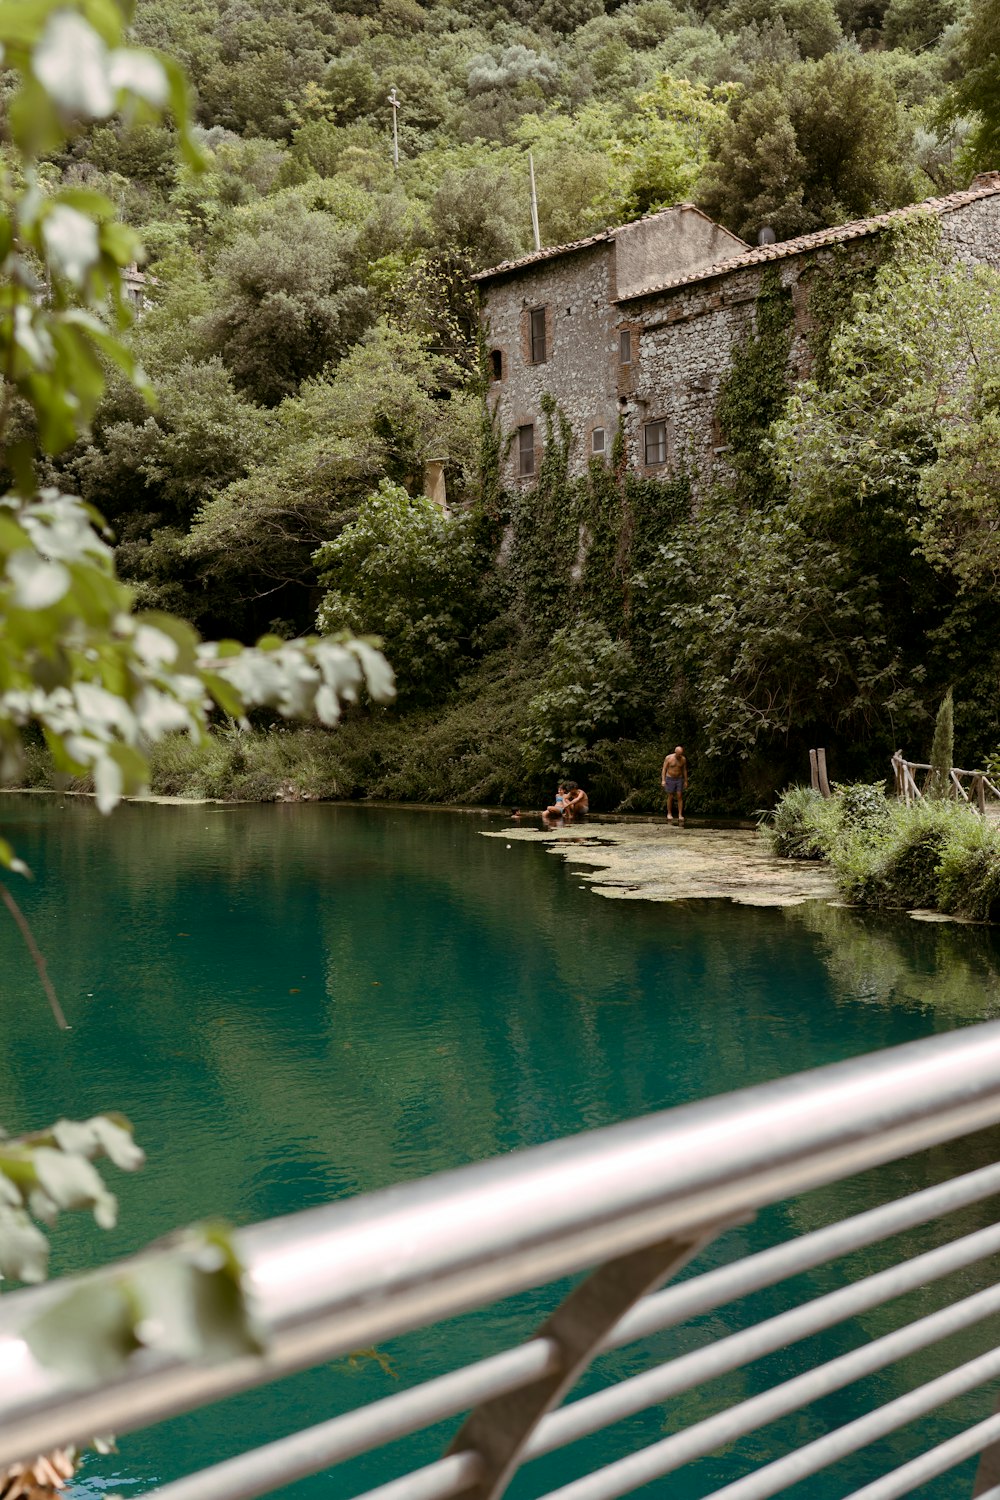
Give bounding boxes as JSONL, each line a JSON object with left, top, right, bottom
{"left": 474, "top": 175, "right": 1000, "bottom": 488}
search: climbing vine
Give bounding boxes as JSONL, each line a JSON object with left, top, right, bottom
{"left": 714, "top": 267, "right": 794, "bottom": 503}
{"left": 476, "top": 339, "right": 506, "bottom": 537}
{"left": 803, "top": 215, "right": 942, "bottom": 385}
{"left": 499, "top": 397, "right": 692, "bottom": 645}
{"left": 803, "top": 246, "right": 886, "bottom": 387}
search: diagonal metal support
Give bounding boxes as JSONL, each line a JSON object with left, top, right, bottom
{"left": 973, "top": 1395, "right": 1000, "bottom": 1496}
{"left": 445, "top": 1221, "right": 733, "bottom": 1500}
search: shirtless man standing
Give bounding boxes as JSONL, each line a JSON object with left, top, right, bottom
{"left": 661, "top": 746, "right": 688, "bottom": 823}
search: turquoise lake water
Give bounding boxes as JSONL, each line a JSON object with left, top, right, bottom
{"left": 3, "top": 796, "right": 1000, "bottom": 1500}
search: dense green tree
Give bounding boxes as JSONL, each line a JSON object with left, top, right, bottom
{"left": 322, "top": 58, "right": 378, "bottom": 123}
{"left": 315, "top": 481, "right": 484, "bottom": 703}
{"left": 523, "top": 620, "right": 643, "bottom": 773}
{"left": 927, "top": 687, "right": 954, "bottom": 797}
{"left": 645, "top": 500, "right": 917, "bottom": 759}
{"left": 700, "top": 53, "right": 917, "bottom": 239}
{"left": 517, "top": 78, "right": 728, "bottom": 240}
{"left": 697, "top": 83, "right": 807, "bottom": 240}
{"left": 882, "top": 0, "right": 956, "bottom": 51}
{"left": 537, "top": 0, "right": 607, "bottom": 35}
{"left": 84, "top": 120, "right": 179, "bottom": 195}
{"left": 765, "top": 223, "right": 1000, "bottom": 764}
{"left": 198, "top": 198, "right": 370, "bottom": 404}
{"left": 718, "top": 0, "right": 843, "bottom": 58}
{"left": 945, "top": 0, "right": 1000, "bottom": 172}
{"left": 773, "top": 223, "right": 1000, "bottom": 594}
{"left": 198, "top": 48, "right": 323, "bottom": 140}
{"left": 71, "top": 356, "right": 268, "bottom": 616}
{"left": 428, "top": 153, "right": 527, "bottom": 268}
{"left": 184, "top": 323, "right": 478, "bottom": 634}
{"left": 832, "top": 0, "right": 890, "bottom": 45}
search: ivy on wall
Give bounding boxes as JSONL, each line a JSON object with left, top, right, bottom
{"left": 500, "top": 395, "right": 692, "bottom": 646}
{"left": 802, "top": 247, "right": 884, "bottom": 388}
{"left": 802, "top": 213, "right": 943, "bottom": 386}
{"left": 714, "top": 267, "right": 794, "bottom": 503}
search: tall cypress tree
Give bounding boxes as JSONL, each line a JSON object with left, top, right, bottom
{"left": 927, "top": 687, "right": 954, "bottom": 799}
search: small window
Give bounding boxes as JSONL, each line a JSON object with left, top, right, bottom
{"left": 529, "top": 307, "right": 547, "bottom": 364}
{"left": 591, "top": 427, "right": 607, "bottom": 455}
{"left": 490, "top": 349, "right": 503, "bottom": 381}
{"left": 644, "top": 420, "right": 667, "bottom": 466}
{"left": 518, "top": 424, "right": 535, "bottom": 477}
{"left": 619, "top": 329, "right": 632, "bottom": 365}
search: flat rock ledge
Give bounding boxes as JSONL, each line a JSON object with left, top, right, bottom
{"left": 484, "top": 823, "right": 837, "bottom": 907}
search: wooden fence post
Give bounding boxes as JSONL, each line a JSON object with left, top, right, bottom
{"left": 809, "top": 749, "right": 819, "bottom": 793}
{"left": 816, "top": 748, "right": 832, "bottom": 799}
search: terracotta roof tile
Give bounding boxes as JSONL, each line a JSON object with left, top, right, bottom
{"left": 613, "top": 178, "right": 1000, "bottom": 302}
{"left": 472, "top": 229, "right": 605, "bottom": 281}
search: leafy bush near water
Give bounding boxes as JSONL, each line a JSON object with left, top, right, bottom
{"left": 765, "top": 785, "right": 840, "bottom": 859}
{"left": 767, "top": 784, "right": 1000, "bottom": 921}
{"left": 522, "top": 620, "right": 644, "bottom": 776}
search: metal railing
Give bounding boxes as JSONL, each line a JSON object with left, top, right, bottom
{"left": 6, "top": 1022, "right": 1000, "bottom": 1500}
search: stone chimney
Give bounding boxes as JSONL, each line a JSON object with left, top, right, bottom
{"left": 424, "top": 459, "right": 450, "bottom": 517}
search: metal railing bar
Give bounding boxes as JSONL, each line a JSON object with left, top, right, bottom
{"left": 700, "top": 1341, "right": 1000, "bottom": 1500}
{"left": 605, "top": 1159, "right": 1000, "bottom": 1353}
{"left": 142, "top": 1172, "right": 1000, "bottom": 1500}
{"left": 7, "top": 1021, "right": 1000, "bottom": 1464}
{"left": 536, "top": 1278, "right": 1000, "bottom": 1500}
{"left": 145, "top": 1340, "right": 561, "bottom": 1500}
{"left": 527, "top": 1216, "right": 1000, "bottom": 1459}
{"left": 843, "top": 1411, "right": 1000, "bottom": 1500}
{"left": 347, "top": 1452, "right": 483, "bottom": 1500}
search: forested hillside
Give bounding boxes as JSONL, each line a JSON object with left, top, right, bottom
{"left": 16, "top": 0, "right": 1000, "bottom": 810}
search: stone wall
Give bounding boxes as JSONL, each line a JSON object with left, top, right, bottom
{"left": 481, "top": 243, "right": 619, "bottom": 486}
{"left": 620, "top": 194, "right": 1000, "bottom": 487}
{"left": 622, "top": 255, "right": 822, "bottom": 483}
{"left": 479, "top": 206, "right": 750, "bottom": 486}
{"left": 939, "top": 192, "right": 1000, "bottom": 265}
{"left": 479, "top": 190, "right": 1000, "bottom": 492}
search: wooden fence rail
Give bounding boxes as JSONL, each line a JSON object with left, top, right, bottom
{"left": 890, "top": 751, "right": 1000, "bottom": 816}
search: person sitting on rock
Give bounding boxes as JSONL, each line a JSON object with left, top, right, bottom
{"left": 542, "top": 782, "right": 568, "bottom": 818}
{"left": 561, "top": 781, "right": 589, "bottom": 820}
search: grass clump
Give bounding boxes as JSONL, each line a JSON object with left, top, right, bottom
{"left": 764, "top": 784, "right": 841, "bottom": 859}
{"left": 769, "top": 782, "right": 1000, "bottom": 920}
{"left": 936, "top": 815, "right": 1000, "bottom": 922}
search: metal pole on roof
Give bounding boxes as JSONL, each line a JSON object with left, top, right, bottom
{"left": 388, "top": 88, "right": 399, "bottom": 171}
{"left": 529, "top": 152, "right": 541, "bottom": 251}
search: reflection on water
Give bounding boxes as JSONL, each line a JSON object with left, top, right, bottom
{"left": 2, "top": 796, "right": 1000, "bottom": 1500}
{"left": 787, "top": 900, "right": 1000, "bottom": 1020}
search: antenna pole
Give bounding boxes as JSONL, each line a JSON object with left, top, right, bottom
{"left": 528, "top": 152, "right": 541, "bottom": 251}
{"left": 389, "top": 88, "right": 399, "bottom": 171}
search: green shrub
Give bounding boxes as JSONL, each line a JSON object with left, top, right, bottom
{"left": 523, "top": 620, "right": 643, "bottom": 776}
{"left": 876, "top": 805, "right": 953, "bottom": 908}
{"left": 836, "top": 780, "right": 891, "bottom": 831}
{"left": 936, "top": 815, "right": 1000, "bottom": 922}
{"left": 810, "top": 796, "right": 998, "bottom": 915}
{"left": 315, "top": 481, "right": 486, "bottom": 706}
{"left": 769, "top": 782, "right": 1000, "bottom": 921}
{"left": 764, "top": 785, "right": 839, "bottom": 859}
